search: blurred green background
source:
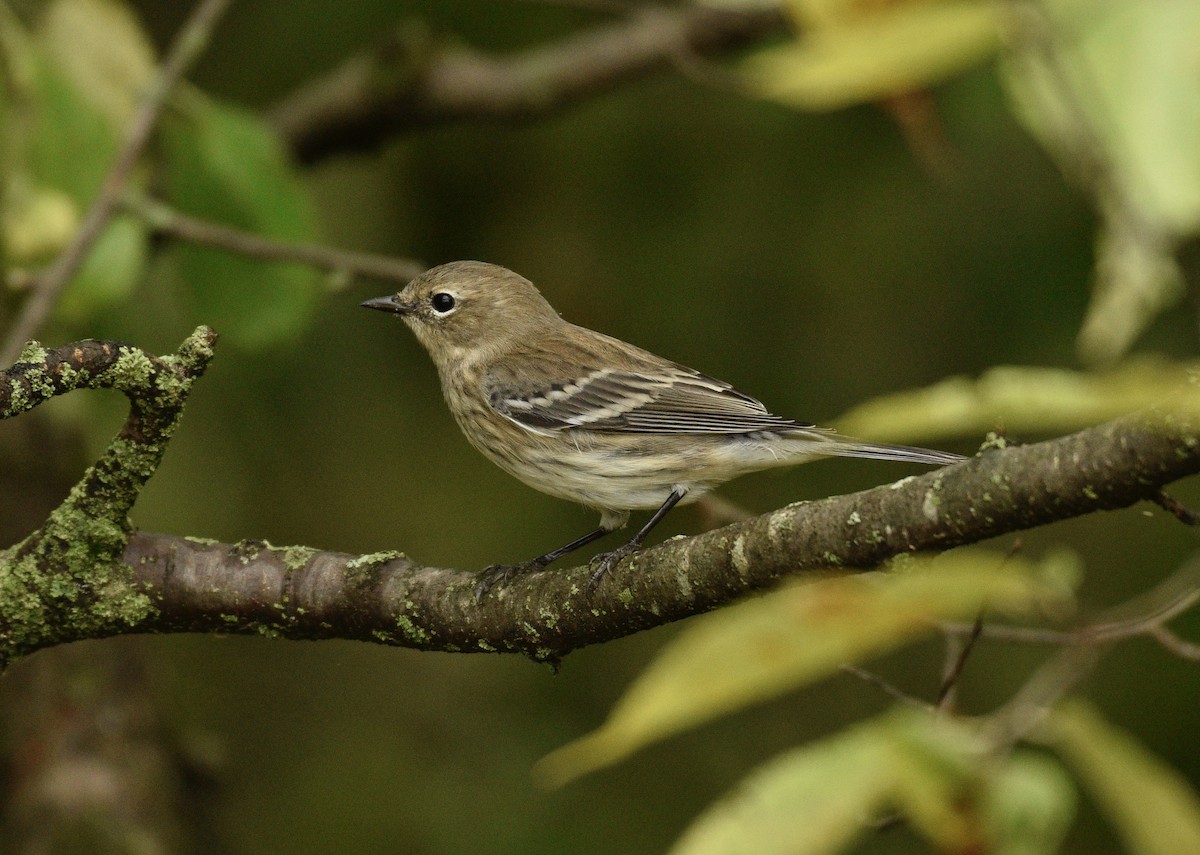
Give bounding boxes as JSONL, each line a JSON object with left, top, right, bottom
{"left": 4, "top": 1, "right": 1200, "bottom": 852}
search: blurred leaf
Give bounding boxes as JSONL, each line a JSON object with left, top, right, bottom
{"left": 1047, "top": 700, "right": 1200, "bottom": 855}
{"left": 38, "top": 0, "right": 156, "bottom": 128}
{"left": 161, "top": 95, "right": 320, "bottom": 348}
{"left": 984, "top": 752, "right": 1077, "bottom": 855}
{"left": 57, "top": 214, "right": 147, "bottom": 321}
{"left": 834, "top": 357, "right": 1200, "bottom": 444}
{"left": 668, "top": 717, "right": 893, "bottom": 855}
{"left": 742, "top": 0, "right": 1006, "bottom": 110}
{"left": 999, "top": 0, "right": 1200, "bottom": 364}
{"left": 671, "top": 708, "right": 1075, "bottom": 855}
{"left": 2, "top": 179, "right": 77, "bottom": 262}
{"left": 536, "top": 550, "right": 1076, "bottom": 786}
{"left": 25, "top": 53, "right": 119, "bottom": 203}
{"left": 0, "top": 4, "right": 141, "bottom": 305}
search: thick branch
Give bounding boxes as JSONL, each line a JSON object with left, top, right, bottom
{"left": 4, "top": 331, "right": 1197, "bottom": 666}
{"left": 271, "top": 5, "right": 788, "bottom": 163}
{"left": 110, "top": 410, "right": 1197, "bottom": 663}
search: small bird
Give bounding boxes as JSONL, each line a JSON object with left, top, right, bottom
{"left": 363, "top": 261, "right": 963, "bottom": 597}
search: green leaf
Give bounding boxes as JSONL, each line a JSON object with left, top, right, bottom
{"left": 160, "top": 95, "right": 321, "bottom": 348}
{"left": 668, "top": 718, "right": 892, "bottom": 855}
{"left": 984, "top": 753, "right": 1077, "bottom": 855}
{"left": 1047, "top": 700, "right": 1200, "bottom": 855}
{"left": 57, "top": 214, "right": 147, "bottom": 322}
{"left": 38, "top": 0, "right": 157, "bottom": 129}
{"left": 671, "top": 708, "right": 1076, "bottom": 855}
{"left": 742, "top": 0, "right": 1006, "bottom": 110}
{"left": 25, "top": 48, "right": 118, "bottom": 203}
{"left": 536, "top": 550, "right": 1076, "bottom": 787}
{"left": 833, "top": 357, "right": 1200, "bottom": 444}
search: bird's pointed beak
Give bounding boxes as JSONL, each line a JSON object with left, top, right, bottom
{"left": 361, "top": 295, "right": 410, "bottom": 315}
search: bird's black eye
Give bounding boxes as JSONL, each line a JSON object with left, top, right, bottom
{"left": 431, "top": 292, "right": 456, "bottom": 314}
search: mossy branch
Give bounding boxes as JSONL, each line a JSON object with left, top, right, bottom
{"left": 2, "top": 330, "right": 1198, "bottom": 669}
{"left": 0, "top": 328, "right": 217, "bottom": 668}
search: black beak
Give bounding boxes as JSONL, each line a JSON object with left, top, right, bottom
{"left": 361, "top": 295, "right": 408, "bottom": 314}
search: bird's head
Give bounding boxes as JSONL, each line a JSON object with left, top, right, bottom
{"left": 362, "top": 261, "right": 561, "bottom": 365}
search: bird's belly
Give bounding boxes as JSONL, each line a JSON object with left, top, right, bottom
{"left": 480, "top": 432, "right": 795, "bottom": 511}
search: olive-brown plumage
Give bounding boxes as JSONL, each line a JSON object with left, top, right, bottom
{"left": 363, "top": 261, "right": 962, "bottom": 595}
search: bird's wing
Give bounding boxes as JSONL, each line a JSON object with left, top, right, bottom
{"left": 483, "top": 330, "right": 812, "bottom": 435}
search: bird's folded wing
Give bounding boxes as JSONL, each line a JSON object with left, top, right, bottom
{"left": 485, "top": 361, "right": 813, "bottom": 435}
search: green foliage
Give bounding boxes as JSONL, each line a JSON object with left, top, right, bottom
{"left": 537, "top": 549, "right": 1077, "bottom": 787}
{"left": 670, "top": 710, "right": 1078, "bottom": 855}
{"left": 159, "top": 95, "right": 321, "bottom": 349}
{"left": 0, "top": 0, "right": 319, "bottom": 348}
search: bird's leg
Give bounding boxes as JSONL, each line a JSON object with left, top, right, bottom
{"left": 475, "top": 526, "right": 613, "bottom": 600}
{"left": 586, "top": 487, "right": 687, "bottom": 593}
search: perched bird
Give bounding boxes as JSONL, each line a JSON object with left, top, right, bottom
{"left": 362, "top": 261, "right": 963, "bottom": 596}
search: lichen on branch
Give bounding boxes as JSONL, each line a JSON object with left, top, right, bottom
{"left": 0, "top": 327, "right": 218, "bottom": 668}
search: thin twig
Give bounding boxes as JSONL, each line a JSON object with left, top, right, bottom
{"left": 124, "top": 195, "right": 426, "bottom": 285}
{"left": 1153, "top": 489, "right": 1200, "bottom": 526}
{"left": 0, "top": 0, "right": 233, "bottom": 365}
{"left": 942, "top": 555, "right": 1200, "bottom": 651}
{"left": 984, "top": 644, "right": 1101, "bottom": 754}
{"left": 936, "top": 614, "right": 984, "bottom": 711}
{"left": 839, "top": 664, "right": 932, "bottom": 711}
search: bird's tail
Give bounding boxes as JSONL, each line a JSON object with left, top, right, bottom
{"left": 799, "top": 431, "right": 965, "bottom": 467}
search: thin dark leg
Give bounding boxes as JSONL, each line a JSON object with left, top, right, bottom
{"left": 587, "top": 487, "right": 687, "bottom": 592}
{"left": 475, "top": 526, "right": 613, "bottom": 600}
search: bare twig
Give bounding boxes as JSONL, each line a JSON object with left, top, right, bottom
{"left": 1154, "top": 489, "right": 1200, "bottom": 526}
{"left": 840, "top": 664, "right": 932, "bottom": 711}
{"left": 984, "top": 644, "right": 1101, "bottom": 753}
{"left": 0, "top": 0, "right": 233, "bottom": 365}
{"left": 937, "top": 614, "right": 984, "bottom": 711}
{"left": 124, "top": 195, "right": 426, "bottom": 284}
{"left": 943, "top": 555, "right": 1200, "bottom": 652}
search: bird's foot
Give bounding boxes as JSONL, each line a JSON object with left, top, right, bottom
{"left": 474, "top": 560, "right": 545, "bottom": 601}
{"left": 585, "top": 543, "right": 640, "bottom": 595}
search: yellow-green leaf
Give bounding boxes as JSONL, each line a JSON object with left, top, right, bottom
{"left": 743, "top": 0, "right": 1007, "bottom": 110}
{"left": 999, "top": 0, "right": 1200, "bottom": 364}
{"left": 984, "top": 753, "right": 1077, "bottom": 855}
{"left": 669, "top": 718, "right": 893, "bottom": 855}
{"left": 38, "top": 0, "right": 156, "bottom": 128}
{"left": 536, "top": 550, "right": 1075, "bottom": 787}
{"left": 834, "top": 357, "right": 1200, "bottom": 444}
{"left": 671, "top": 708, "right": 1074, "bottom": 855}
{"left": 1047, "top": 700, "right": 1200, "bottom": 855}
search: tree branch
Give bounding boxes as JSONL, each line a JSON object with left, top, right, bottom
{"left": 271, "top": 4, "right": 788, "bottom": 163}
{"left": 3, "top": 332, "right": 1199, "bottom": 668}
{"left": 123, "top": 194, "right": 427, "bottom": 284}
{"left": 0, "top": 330, "right": 217, "bottom": 668}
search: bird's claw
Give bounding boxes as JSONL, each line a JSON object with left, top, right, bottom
{"left": 474, "top": 560, "right": 542, "bottom": 601}
{"left": 585, "top": 544, "right": 638, "bottom": 595}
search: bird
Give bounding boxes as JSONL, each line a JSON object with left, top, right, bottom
{"left": 362, "top": 261, "right": 963, "bottom": 597}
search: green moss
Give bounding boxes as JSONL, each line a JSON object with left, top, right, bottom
{"left": 280, "top": 544, "right": 317, "bottom": 570}
{"left": 345, "top": 550, "right": 406, "bottom": 586}
{"left": 15, "top": 342, "right": 48, "bottom": 365}
{"left": 395, "top": 614, "right": 430, "bottom": 644}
